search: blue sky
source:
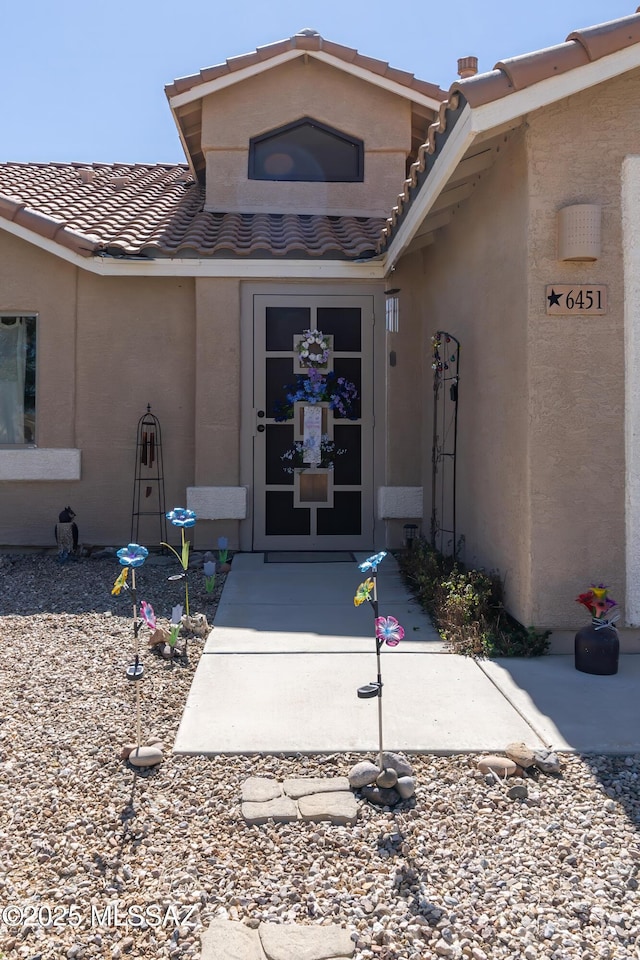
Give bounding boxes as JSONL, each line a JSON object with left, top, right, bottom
{"left": 0, "top": 0, "right": 634, "bottom": 164}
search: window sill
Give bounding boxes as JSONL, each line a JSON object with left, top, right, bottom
{"left": 0, "top": 448, "right": 81, "bottom": 481}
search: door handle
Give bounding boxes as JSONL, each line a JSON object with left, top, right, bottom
{"left": 257, "top": 410, "right": 265, "bottom": 417}
{"left": 257, "top": 424, "right": 265, "bottom": 432}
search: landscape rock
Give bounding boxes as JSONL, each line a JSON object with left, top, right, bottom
{"left": 376, "top": 768, "right": 398, "bottom": 788}
{"left": 534, "top": 749, "right": 562, "bottom": 774}
{"left": 297, "top": 791, "right": 358, "bottom": 824}
{"left": 148, "top": 626, "right": 170, "bottom": 647}
{"left": 348, "top": 760, "right": 379, "bottom": 788}
{"left": 508, "top": 783, "right": 529, "bottom": 800}
{"left": 396, "top": 776, "right": 416, "bottom": 799}
{"left": 361, "top": 785, "right": 401, "bottom": 807}
{"left": 201, "top": 918, "right": 263, "bottom": 960}
{"left": 241, "top": 797, "right": 298, "bottom": 824}
{"left": 283, "top": 776, "right": 350, "bottom": 798}
{"left": 381, "top": 751, "right": 414, "bottom": 776}
{"left": 477, "top": 755, "right": 517, "bottom": 777}
{"left": 259, "top": 921, "right": 355, "bottom": 960}
{"left": 1, "top": 555, "right": 638, "bottom": 960}
{"left": 127, "top": 744, "right": 163, "bottom": 767}
{"left": 505, "top": 741, "right": 537, "bottom": 768}
{"left": 241, "top": 777, "right": 283, "bottom": 802}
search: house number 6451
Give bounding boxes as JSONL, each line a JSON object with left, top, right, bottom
{"left": 546, "top": 285, "right": 607, "bottom": 315}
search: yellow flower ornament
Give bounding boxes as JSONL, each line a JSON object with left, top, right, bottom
{"left": 111, "top": 567, "right": 129, "bottom": 595}
{"left": 354, "top": 578, "right": 375, "bottom": 607}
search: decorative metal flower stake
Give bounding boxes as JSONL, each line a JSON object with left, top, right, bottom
{"left": 354, "top": 551, "right": 404, "bottom": 780}
{"left": 113, "top": 544, "right": 162, "bottom": 768}
{"left": 162, "top": 508, "right": 196, "bottom": 656}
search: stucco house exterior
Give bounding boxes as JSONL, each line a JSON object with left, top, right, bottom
{"left": 2, "top": 10, "right": 640, "bottom": 644}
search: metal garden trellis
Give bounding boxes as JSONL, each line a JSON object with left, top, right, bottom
{"left": 131, "top": 405, "right": 167, "bottom": 548}
{"left": 430, "top": 332, "right": 460, "bottom": 557}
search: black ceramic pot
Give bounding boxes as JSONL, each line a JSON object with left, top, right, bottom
{"left": 574, "top": 620, "right": 619, "bottom": 675}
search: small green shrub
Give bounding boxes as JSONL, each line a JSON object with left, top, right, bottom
{"left": 398, "top": 538, "right": 550, "bottom": 657}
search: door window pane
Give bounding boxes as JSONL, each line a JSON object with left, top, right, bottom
{"left": 316, "top": 308, "right": 362, "bottom": 351}
{"left": 333, "top": 426, "right": 361, "bottom": 485}
{"left": 0, "top": 316, "right": 36, "bottom": 444}
{"left": 266, "top": 307, "right": 311, "bottom": 351}
{"left": 266, "top": 358, "right": 294, "bottom": 415}
{"left": 316, "top": 492, "right": 361, "bottom": 535}
{"left": 266, "top": 425, "right": 294, "bottom": 485}
{"left": 265, "top": 492, "right": 311, "bottom": 535}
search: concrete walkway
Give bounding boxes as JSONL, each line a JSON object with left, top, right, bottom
{"left": 174, "top": 553, "right": 640, "bottom": 756}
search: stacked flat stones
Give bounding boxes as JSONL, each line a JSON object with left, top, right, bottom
{"left": 348, "top": 752, "right": 416, "bottom": 807}
{"left": 241, "top": 776, "right": 358, "bottom": 825}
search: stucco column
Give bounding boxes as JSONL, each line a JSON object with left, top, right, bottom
{"left": 622, "top": 156, "right": 640, "bottom": 625}
{"left": 193, "top": 277, "right": 241, "bottom": 486}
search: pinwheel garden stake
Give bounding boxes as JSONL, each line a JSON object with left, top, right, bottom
{"left": 354, "top": 551, "right": 404, "bottom": 783}
{"left": 114, "top": 543, "right": 162, "bottom": 768}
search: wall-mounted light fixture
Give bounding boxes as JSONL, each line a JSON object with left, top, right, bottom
{"left": 403, "top": 523, "right": 419, "bottom": 550}
{"left": 385, "top": 287, "right": 400, "bottom": 332}
{"left": 558, "top": 204, "right": 601, "bottom": 261}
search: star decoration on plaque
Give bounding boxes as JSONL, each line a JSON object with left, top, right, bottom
{"left": 547, "top": 289, "right": 562, "bottom": 307}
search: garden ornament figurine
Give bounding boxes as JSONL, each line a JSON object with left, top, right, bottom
{"left": 55, "top": 506, "right": 78, "bottom": 561}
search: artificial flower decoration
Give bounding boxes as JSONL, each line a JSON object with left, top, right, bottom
{"left": 166, "top": 508, "right": 197, "bottom": 528}
{"left": 358, "top": 551, "right": 388, "bottom": 573}
{"left": 375, "top": 615, "right": 405, "bottom": 647}
{"left": 281, "top": 435, "right": 347, "bottom": 473}
{"left": 116, "top": 544, "right": 149, "bottom": 568}
{"left": 296, "top": 329, "right": 331, "bottom": 368}
{"left": 140, "top": 600, "right": 156, "bottom": 630}
{"left": 273, "top": 368, "right": 359, "bottom": 421}
{"left": 217, "top": 537, "right": 229, "bottom": 563}
{"left": 204, "top": 561, "right": 216, "bottom": 594}
{"left": 576, "top": 584, "right": 617, "bottom": 620}
{"left": 111, "top": 567, "right": 129, "bottom": 595}
{"left": 354, "top": 578, "right": 375, "bottom": 607}
{"left": 168, "top": 604, "right": 184, "bottom": 649}
{"left": 163, "top": 511, "right": 196, "bottom": 615}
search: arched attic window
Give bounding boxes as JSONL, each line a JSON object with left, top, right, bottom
{"left": 248, "top": 117, "right": 364, "bottom": 182}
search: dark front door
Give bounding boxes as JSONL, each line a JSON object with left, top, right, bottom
{"left": 252, "top": 294, "right": 374, "bottom": 550}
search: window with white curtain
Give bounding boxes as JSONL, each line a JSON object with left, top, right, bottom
{"left": 0, "top": 315, "right": 36, "bottom": 444}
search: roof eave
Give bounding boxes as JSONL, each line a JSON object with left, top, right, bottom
{"left": 0, "top": 215, "right": 385, "bottom": 279}
{"left": 384, "top": 42, "right": 640, "bottom": 270}
{"left": 167, "top": 48, "right": 444, "bottom": 113}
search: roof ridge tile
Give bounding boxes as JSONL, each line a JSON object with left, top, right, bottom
{"left": 567, "top": 11, "right": 640, "bottom": 60}
{"left": 495, "top": 40, "right": 589, "bottom": 92}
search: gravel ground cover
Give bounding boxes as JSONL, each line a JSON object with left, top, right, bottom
{"left": 0, "top": 554, "right": 639, "bottom": 960}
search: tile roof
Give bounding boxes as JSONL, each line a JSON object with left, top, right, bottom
{"left": 0, "top": 162, "right": 383, "bottom": 260}
{"left": 165, "top": 29, "right": 445, "bottom": 102}
{"left": 167, "top": 29, "right": 446, "bottom": 183}
{"left": 378, "top": 8, "right": 640, "bottom": 253}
